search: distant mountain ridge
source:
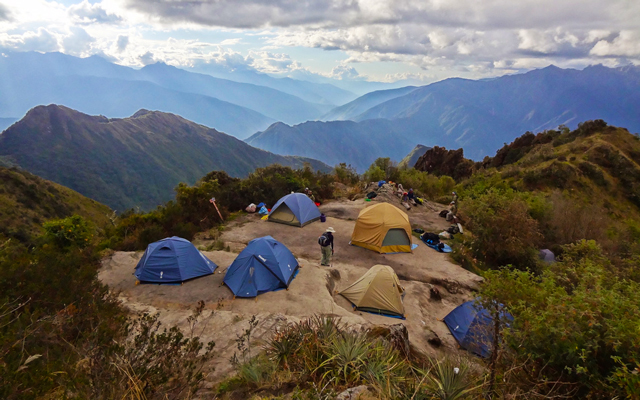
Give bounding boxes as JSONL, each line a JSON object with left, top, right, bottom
{"left": 352, "top": 64, "right": 640, "bottom": 159}
{"left": 321, "top": 86, "right": 418, "bottom": 121}
{"left": 255, "top": 65, "right": 640, "bottom": 162}
{"left": 0, "top": 51, "right": 343, "bottom": 138}
{"left": 245, "top": 119, "right": 415, "bottom": 171}
{"left": 0, "top": 105, "right": 329, "bottom": 211}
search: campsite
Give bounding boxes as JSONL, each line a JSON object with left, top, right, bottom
{"left": 99, "top": 194, "right": 482, "bottom": 385}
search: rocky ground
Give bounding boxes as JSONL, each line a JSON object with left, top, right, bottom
{"left": 98, "top": 192, "right": 482, "bottom": 390}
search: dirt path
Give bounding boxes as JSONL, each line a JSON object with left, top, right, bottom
{"left": 98, "top": 196, "right": 482, "bottom": 385}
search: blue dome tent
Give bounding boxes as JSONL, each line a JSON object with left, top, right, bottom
{"left": 268, "top": 193, "right": 321, "bottom": 227}
{"left": 224, "top": 236, "right": 299, "bottom": 298}
{"left": 134, "top": 237, "right": 218, "bottom": 283}
{"left": 443, "top": 299, "right": 513, "bottom": 358}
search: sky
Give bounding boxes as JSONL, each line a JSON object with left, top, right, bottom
{"left": 0, "top": 0, "right": 639, "bottom": 86}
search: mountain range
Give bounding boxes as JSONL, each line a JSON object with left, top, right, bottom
{"left": 0, "top": 105, "right": 329, "bottom": 211}
{"left": 251, "top": 64, "right": 640, "bottom": 163}
{"left": 0, "top": 52, "right": 353, "bottom": 138}
{"left": 246, "top": 119, "right": 416, "bottom": 171}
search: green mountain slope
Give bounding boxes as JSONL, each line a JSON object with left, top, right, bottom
{"left": 0, "top": 105, "right": 329, "bottom": 211}
{"left": 0, "top": 167, "right": 111, "bottom": 242}
{"left": 478, "top": 121, "right": 640, "bottom": 212}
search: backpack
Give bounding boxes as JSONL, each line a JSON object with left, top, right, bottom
{"left": 447, "top": 225, "right": 460, "bottom": 235}
{"left": 439, "top": 210, "right": 448, "bottom": 218}
{"left": 318, "top": 233, "right": 328, "bottom": 246}
{"left": 421, "top": 232, "right": 440, "bottom": 245}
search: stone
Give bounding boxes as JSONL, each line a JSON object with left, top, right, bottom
{"left": 425, "top": 329, "right": 442, "bottom": 347}
{"left": 336, "top": 385, "right": 371, "bottom": 400}
{"left": 429, "top": 286, "right": 442, "bottom": 301}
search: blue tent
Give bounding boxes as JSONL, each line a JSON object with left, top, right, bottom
{"left": 269, "top": 193, "right": 321, "bottom": 227}
{"left": 224, "top": 236, "right": 299, "bottom": 297}
{"left": 443, "top": 300, "right": 513, "bottom": 358}
{"left": 134, "top": 237, "right": 217, "bottom": 283}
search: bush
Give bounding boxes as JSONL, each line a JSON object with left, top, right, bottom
{"left": 461, "top": 188, "right": 543, "bottom": 269}
{"left": 480, "top": 240, "right": 640, "bottom": 398}
{"left": 42, "top": 214, "right": 93, "bottom": 249}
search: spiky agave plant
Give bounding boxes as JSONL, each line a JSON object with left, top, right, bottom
{"left": 424, "top": 357, "right": 481, "bottom": 400}
{"left": 318, "top": 331, "right": 371, "bottom": 385}
{"left": 265, "top": 323, "right": 303, "bottom": 369}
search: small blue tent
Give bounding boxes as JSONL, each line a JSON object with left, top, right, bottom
{"left": 134, "top": 237, "right": 217, "bottom": 283}
{"left": 224, "top": 236, "right": 299, "bottom": 298}
{"left": 269, "top": 193, "right": 321, "bottom": 227}
{"left": 443, "top": 300, "right": 513, "bottom": 358}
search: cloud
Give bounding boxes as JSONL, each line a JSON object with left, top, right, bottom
{"left": 118, "top": 0, "right": 640, "bottom": 78}
{"left": 0, "top": 2, "right": 11, "bottom": 21}
{"left": 68, "top": 0, "right": 122, "bottom": 24}
{"left": 330, "top": 64, "right": 360, "bottom": 80}
{"left": 0, "top": 28, "right": 60, "bottom": 52}
{"left": 116, "top": 35, "right": 129, "bottom": 52}
{"left": 590, "top": 31, "right": 640, "bottom": 58}
{"left": 138, "top": 51, "right": 156, "bottom": 65}
{"left": 62, "top": 26, "right": 95, "bottom": 55}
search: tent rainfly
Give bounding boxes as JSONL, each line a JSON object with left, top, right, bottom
{"left": 134, "top": 237, "right": 218, "bottom": 283}
{"left": 443, "top": 299, "right": 513, "bottom": 358}
{"left": 351, "top": 202, "right": 412, "bottom": 253}
{"left": 339, "top": 264, "right": 406, "bottom": 318}
{"left": 223, "top": 236, "right": 299, "bottom": 297}
{"left": 269, "top": 193, "right": 321, "bottom": 227}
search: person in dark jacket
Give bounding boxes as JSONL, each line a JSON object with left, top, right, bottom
{"left": 320, "top": 227, "right": 335, "bottom": 266}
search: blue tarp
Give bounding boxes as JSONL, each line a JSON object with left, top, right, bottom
{"left": 134, "top": 237, "right": 217, "bottom": 283}
{"left": 443, "top": 299, "right": 513, "bottom": 358}
{"left": 269, "top": 193, "right": 321, "bottom": 227}
{"left": 224, "top": 236, "right": 299, "bottom": 297}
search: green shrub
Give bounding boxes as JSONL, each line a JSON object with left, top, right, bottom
{"left": 461, "top": 188, "right": 543, "bottom": 269}
{"left": 42, "top": 214, "right": 93, "bottom": 249}
{"left": 480, "top": 240, "right": 640, "bottom": 398}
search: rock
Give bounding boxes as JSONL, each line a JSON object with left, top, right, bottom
{"left": 336, "top": 385, "right": 371, "bottom": 400}
{"left": 329, "top": 269, "right": 341, "bottom": 280}
{"left": 441, "top": 278, "right": 461, "bottom": 294}
{"left": 429, "top": 286, "right": 442, "bottom": 301}
{"left": 425, "top": 329, "right": 442, "bottom": 347}
{"left": 414, "top": 146, "right": 476, "bottom": 181}
{"left": 369, "top": 323, "right": 411, "bottom": 357}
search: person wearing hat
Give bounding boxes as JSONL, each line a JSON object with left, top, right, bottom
{"left": 320, "top": 227, "right": 335, "bottom": 266}
{"left": 451, "top": 191, "right": 458, "bottom": 204}
{"left": 446, "top": 201, "right": 458, "bottom": 221}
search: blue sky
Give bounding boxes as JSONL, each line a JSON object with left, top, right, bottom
{"left": 1, "top": 0, "right": 638, "bottom": 87}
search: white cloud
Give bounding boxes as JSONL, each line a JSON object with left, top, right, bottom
{"left": 62, "top": 26, "right": 95, "bottom": 55}
{"left": 590, "top": 31, "right": 640, "bottom": 58}
{"left": 0, "top": 28, "right": 60, "bottom": 52}
{"left": 330, "top": 64, "right": 360, "bottom": 80}
{"left": 69, "top": 0, "right": 122, "bottom": 24}
{"left": 138, "top": 50, "right": 155, "bottom": 65}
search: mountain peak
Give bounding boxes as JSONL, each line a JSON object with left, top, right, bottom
{"left": 131, "top": 109, "right": 153, "bottom": 118}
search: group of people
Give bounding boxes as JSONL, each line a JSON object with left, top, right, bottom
{"left": 304, "top": 187, "right": 315, "bottom": 202}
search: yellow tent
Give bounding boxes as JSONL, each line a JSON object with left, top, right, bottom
{"left": 351, "top": 202, "right": 412, "bottom": 253}
{"left": 339, "top": 265, "right": 405, "bottom": 318}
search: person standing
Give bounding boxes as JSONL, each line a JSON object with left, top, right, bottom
{"left": 308, "top": 190, "right": 316, "bottom": 203}
{"left": 452, "top": 191, "right": 458, "bottom": 204}
{"left": 320, "top": 227, "right": 335, "bottom": 266}
{"left": 446, "top": 201, "right": 458, "bottom": 221}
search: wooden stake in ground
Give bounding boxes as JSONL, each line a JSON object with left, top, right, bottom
{"left": 209, "top": 197, "right": 224, "bottom": 221}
